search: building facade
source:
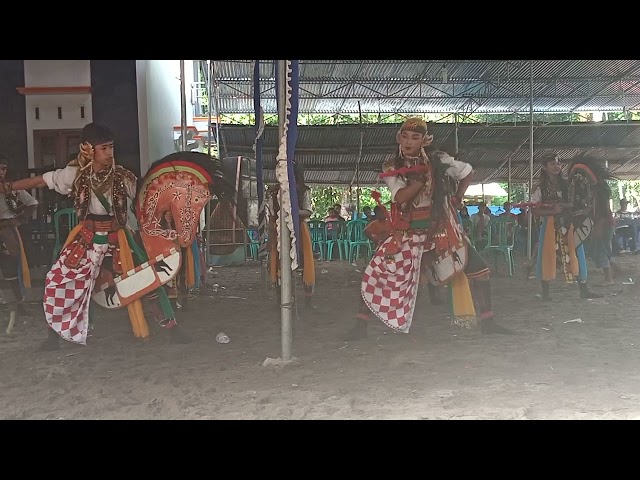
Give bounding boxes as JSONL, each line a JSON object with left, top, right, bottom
{"left": 5, "top": 59, "right": 202, "bottom": 179}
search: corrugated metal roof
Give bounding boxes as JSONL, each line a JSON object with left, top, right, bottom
{"left": 215, "top": 121, "right": 640, "bottom": 184}
{"left": 209, "top": 60, "right": 640, "bottom": 115}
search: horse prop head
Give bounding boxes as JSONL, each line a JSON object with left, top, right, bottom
{"left": 136, "top": 152, "right": 234, "bottom": 250}
{"left": 567, "top": 155, "right": 616, "bottom": 248}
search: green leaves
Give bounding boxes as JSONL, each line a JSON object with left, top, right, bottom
{"left": 309, "top": 186, "right": 391, "bottom": 218}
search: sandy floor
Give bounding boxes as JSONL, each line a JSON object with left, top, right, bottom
{"left": 2, "top": 248, "right": 640, "bottom": 420}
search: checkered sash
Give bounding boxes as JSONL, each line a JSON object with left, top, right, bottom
{"left": 361, "top": 232, "right": 428, "bottom": 333}
{"left": 43, "top": 242, "right": 109, "bottom": 345}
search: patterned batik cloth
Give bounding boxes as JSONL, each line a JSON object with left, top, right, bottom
{"left": 43, "top": 242, "right": 110, "bottom": 345}
{"left": 361, "top": 232, "right": 428, "bottom": 333}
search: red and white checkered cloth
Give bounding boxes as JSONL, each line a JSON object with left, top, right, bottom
{"left": 361, "top": 233, "right": 428, "bottom": 333}
{"left": 43, "top": 243, "right": 109, "bottom": 345}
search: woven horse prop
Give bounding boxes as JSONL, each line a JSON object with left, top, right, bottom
{"left": 566, "top": 157, "right": 613, "bottom": 248}
{"left": 91, "top": 152, "right": 234, "bottom": 309}
{"left": 513, "top": 157, "right": 612, "bottom": 250}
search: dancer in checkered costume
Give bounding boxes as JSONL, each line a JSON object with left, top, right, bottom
{"left": 0, "top": 124, "right": 191, "bottom": 350}
{"left": 346, "top": 118, "right": 513, "bottom": 340}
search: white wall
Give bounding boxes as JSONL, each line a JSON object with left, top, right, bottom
{"left": 23, "top": 60, "right": 93, "bottom": 168}
{"left": 135, "top": 60, "right": 150, "bottom": 176}
{"left": 24, "top": 60, "right": 91, "bottom": 87}
{"left": 136, "top": 60, "right": 195, "bottom": 175}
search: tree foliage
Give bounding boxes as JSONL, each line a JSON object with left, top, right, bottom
{"left": 495, "top": 183, "right": 529, "bottom": 205}
{"left": 205, "top": 111, "right": 640, "bottom": 127}
{"left": 613, "top": 179, "right": 640, "bottom": 211}
{"left": 309, "top": 186, "right": 342, "bottom": 219}
{"left": 309, "top": 185, "right": 391, "bottom": 219}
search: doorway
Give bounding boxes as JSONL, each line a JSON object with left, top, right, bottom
{"left": 28, "top": 129, "right": 82, "bottom": 237}
{"left": 33, "top": 129, "right": 83, "bottom": 169}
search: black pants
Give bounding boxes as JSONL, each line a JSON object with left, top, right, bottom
{"left": 0, "top": 228, "right": 23, "bottom": 303}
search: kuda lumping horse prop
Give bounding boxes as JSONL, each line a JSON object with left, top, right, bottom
{"left": 91, "top": 152, "right": 233, "bottom": 309}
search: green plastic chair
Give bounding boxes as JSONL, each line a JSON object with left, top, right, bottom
{"left": 307, "top": 220, "right": 326, "bottom": 261}
{"left": 324, "top": 220, "right": 345, "bottom": 260}
{"left": 52, "top": 208, "right": 78, "bottom": 262}
{"left": 247, "top": 228, "right": 260, "bottom": 260}
{"left": 484, "top": 215, "right": 517, "bottom": 276}
{"left": 461, "top": 218, "right": 475, "bottom": 247}
{"left": 345, "top": 219, "right": 372, "bottom": 263}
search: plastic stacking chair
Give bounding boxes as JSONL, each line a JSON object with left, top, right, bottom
{"left": 307, "top": 220, "right": 326, "bottom": 261}
{"left": 345, "top": 219, "right": 372, "bottom": 263}
{"left": 324, "top": 220, "right": 345, "bottom": 260}
{"left": 484, "top": 215, "right": 517, "bottom": 276}
{"left": 52, "top": 208, "right": 78, "bottom": 262}
{"left": 246, "top": 228, "right": 260, "bottom": 260}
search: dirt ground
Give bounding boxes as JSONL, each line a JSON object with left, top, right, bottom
{"left": 2, "top": 248, "right": 640, "bottom": 420}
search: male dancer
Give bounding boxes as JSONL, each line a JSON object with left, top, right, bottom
{"left": 0, "top": 158, "right": 38, "bottom": 316}
{"left": 346, "top": 118, "right": 512, "bottom": 340}
{"left": 531, "top": 154, "right": 603, "bottom": 300}
{"left": 0, "top": 123, "right": 189, "bottom": 349}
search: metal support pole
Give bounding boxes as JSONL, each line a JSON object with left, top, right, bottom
{"left": 211, "top": 62, "right": 223, "bottom": 159}
{"left": 179, "top": 60, "right": 188, "bottom": 151}
{"left": 278, "top": 60, "right": 293, "bottom": 361}
{"left": 527, "top": 60, "right": 534, "bottom": 260}
{"left": 356, "top": 101, "right": 363, "bottom": 215}
{"left": 508, "top": 158, "right": 512, "bottom": 204}
{"left": 207, "top": 60, "right": 213, "bottom": 160}
{"left": 205, "top": 60, "right": 213, "bottom": 269}
{"left": 454, "top": 112, "right": 459, "bottom": 153}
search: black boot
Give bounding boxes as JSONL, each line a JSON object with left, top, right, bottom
{"left": 480, "top": 315, "right": 515, "bottom": 335}
{"left": 179, "top": 295, "right": 189, "bottom": 312}
{"left": 303, "top": 284, "right": 313, "bottom": 309}
{"left": 39, "top": 328, "right": 61, "bottom": 351}
{"left": 169, "top": 324, "right": 192, "bottom": 344}
{"left": 6, "top": 280, "right": 27, "bottom": 316}
{"left": 579, "top": 282, "right": 603, "bottom": 299}
{"left": 345, "top": 318, "right": 368, "bottom": 341}
{"left": 541, "top": 281, "right": 551, "bottom": 301}
{"left": 169, "top": 298, "right": 181, "bottom": 311}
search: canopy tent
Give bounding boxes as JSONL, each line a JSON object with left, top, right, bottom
{"left": 189, "top": 59, "right": 640, "bottom": 363}
{"left": 464, "top": 183, "right": 508, "bottom": 198}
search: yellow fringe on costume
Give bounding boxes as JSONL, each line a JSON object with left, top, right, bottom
{"left": 300, "top": 222, "right": 315, "bottom": 289}
{"left": 16, "top": 230, "right": 31, "bottom": 288}
{"left": 540, "top": 217, "right": 557, "bottom": 282}
{"left": 269, "top": 228, "right": 280, "bottom": 285}
{"left": 63, "top": 224, "right": 84, "bottom": 250}
{"left": 268, "top": 220, "right": 315, "bottom": 290}
{"left": 117, "top": 230, "right": 149, "bottom": 338}
{"left": 185, "top": 245, "right": 196, "bottom": 289}
{"left": 450, "top": 271, "right": 476, "bottom": 328}
{"left": 540, "top": 217, "right": 579, "bottom": 283}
